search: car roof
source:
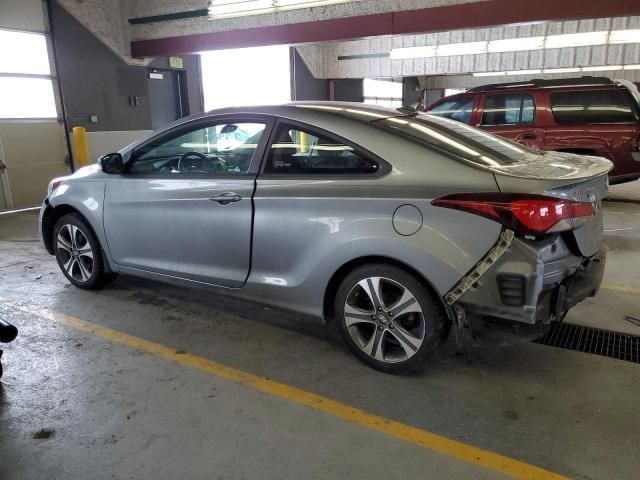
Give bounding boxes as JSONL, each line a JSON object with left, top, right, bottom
{"left": 119, "top": 102, "right": 416, "bottom": 157}
{"left": 464, "top": 76, "right": 616, "bottom": 94}
{"left": 138, "top": 102, "right": 413, "bottom": 139}
{"left": 202, "top": 101, "right": 408, "bottom": 121}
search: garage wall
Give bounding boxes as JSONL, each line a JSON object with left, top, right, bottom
{"left": 299, "top": 16, "right": 640, "bottom": 80}
{"left": 291, "top": 49, "right": 329, "bottom": 101}
{"left": 50, "top": 2, "right": 204, "bottom": 160}
{"left": 0, "top": 0, "right": 70, "bottom": 210}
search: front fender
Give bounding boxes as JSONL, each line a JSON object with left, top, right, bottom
{"left": 47, "top": 180, "right": 117, "bottom": 271}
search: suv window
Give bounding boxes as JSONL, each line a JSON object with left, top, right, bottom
{"left": 482, "top": 94, "right": 535, "bottom": 126}
{"left": 551, "top": 89, "right": 639, "bottom": 124}
{"left": 264, "top": 123, "right": 379, "bottom": 174}
{"left": 428, "top": 96, "right": 474, "bottom": 125}
{"left": 129, "top": 121, "right": 266, "bottom": 174}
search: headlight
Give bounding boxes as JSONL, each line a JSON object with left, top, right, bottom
{"left": 47, "top": 178, "right": 65, "bottom": 197}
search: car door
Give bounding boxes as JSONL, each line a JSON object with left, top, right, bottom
{"left": 479, "top": 92, "right": 545, "bottom": 150}
{"left": 103, "top": 116, "right": 273, "bottom": 287}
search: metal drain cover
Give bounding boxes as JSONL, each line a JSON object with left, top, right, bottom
{"left": 535, "top": 323, "right": 640, "bottom": 364}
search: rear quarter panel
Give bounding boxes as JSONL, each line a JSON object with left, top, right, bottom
{"left": 244, "top": 125, "right": 502, "bottom": 319}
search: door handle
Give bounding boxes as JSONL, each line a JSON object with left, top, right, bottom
{"left": 520, "top": 132, "right": 537, "bottom": 140}
{"left": 210, "top": 192, "right": 242, "bottom": 205}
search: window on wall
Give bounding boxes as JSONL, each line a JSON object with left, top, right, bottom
{"left": 364, "top": 78, "right": 403, "bottom": 107}
{"left": 0, "top": 29, "right": 57, "bottom": 119}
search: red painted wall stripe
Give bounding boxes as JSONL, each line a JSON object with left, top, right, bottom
{"left": 131, "top": 0, "right": 640, "bottom": 58}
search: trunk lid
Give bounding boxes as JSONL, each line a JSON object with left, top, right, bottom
{"left": 493, "top": 152, "right": 611, "bottom": 257}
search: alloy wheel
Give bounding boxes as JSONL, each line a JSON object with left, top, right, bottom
{"left": 344, "top": 276, "right": 426, "bottom": 363}
{"left": 56, "top": 224, "right": 94, "bottom": 282}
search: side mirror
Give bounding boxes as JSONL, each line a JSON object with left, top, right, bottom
{"left": 100, "top": 153, "right": 124, "bottom": 174}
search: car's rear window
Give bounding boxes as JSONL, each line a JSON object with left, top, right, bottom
{"left": 550, "top": 89, "right": 640, "bottom": 124}
{"left": 379, "top": 114, "right": 537, "bottom": 166}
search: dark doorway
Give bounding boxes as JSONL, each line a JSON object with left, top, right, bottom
{"left": 148, "top": 69, "right": 189, "bottom": 130}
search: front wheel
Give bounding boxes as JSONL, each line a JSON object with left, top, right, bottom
{"left": 53, "top": 213, "right": 107, "bottom": 289}
{"left": 334, "top": 264, "right": 450, "bottom": 374}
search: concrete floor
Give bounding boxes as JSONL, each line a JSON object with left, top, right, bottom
{"left": 0, "top": 197, "right": 639, "bottom": 480}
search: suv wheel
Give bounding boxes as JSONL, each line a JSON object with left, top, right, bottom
{"left": 53, "top": 213, "right": 107, "bottom": 290}
{"left": 334, "top": 264, "right": 449, "bottom": 374}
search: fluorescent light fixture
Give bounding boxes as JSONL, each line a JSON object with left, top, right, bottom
{"left": 582, "top": 65, "right": 623, "bottom": 72}
{"left": 609, "top": 29, "right": 640, "bottom": 44}
{"left": 488, "top": 36, "right": 544, "bottom": 53}
{"left": 389, "top": 27, "right": 640, "bottom": 61}
{"left": 210, "top": 0, "right": 274, "bottom": 17}
{"left": 390, "top": 45, "right": 436, "bottom": 59}
{"left": 508, "top": 69, "right": 543, "bottom": 75}
{"left": 545, "top": 31, "right": 608, "bottom": 49}
{"left": 437, "top": 41, "right": 487, "bottom": 57}
{"left": 209, "top": 0, "right": 360, "bottom": 18}
{"left": 472, "top": 71, "right": 507, "bottom": 77}
{"left": 542, "top": 67, "right": 581, "bottom": 74}
{"left": 471, "top": 65, "right": 640, "bottom": 77}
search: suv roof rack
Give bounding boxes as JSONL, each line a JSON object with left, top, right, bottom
{"left": 467, "top": 76, "right": 615, "bottom": 93}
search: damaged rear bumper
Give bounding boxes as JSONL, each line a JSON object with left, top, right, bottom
{"left": 447, "top": 229, "right": 605, "bottom": 332}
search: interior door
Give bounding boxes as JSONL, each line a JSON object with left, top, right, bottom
{"left": 148, "top": 69, "right": 184, "bottom": 130}
{"left": 103, "top": 117, "right": 271, "bottom": 287}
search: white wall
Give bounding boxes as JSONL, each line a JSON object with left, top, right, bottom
{"left": 70, "top": 130, "right": 153, "bottom": 161}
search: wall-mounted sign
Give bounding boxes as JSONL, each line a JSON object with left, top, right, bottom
{"left": 169, "top": 57, "right": 183, "bottom": 69}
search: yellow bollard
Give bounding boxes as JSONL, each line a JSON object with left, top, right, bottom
{"left": 299, "top": 131, "right": 309, "bottom": 153}
{"left": 72, "top": 126, "right": 90, "bottom": 168}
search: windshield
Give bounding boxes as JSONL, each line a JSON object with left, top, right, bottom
{"left": 376, "top": 113, "right": 541, "bottom": 167}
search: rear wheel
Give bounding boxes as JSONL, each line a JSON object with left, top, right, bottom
{"left": 334, "top": 264, "right": 449, "bottom": 374}
{"left": 53, "top": 213, "right": 107, "bottom": 289}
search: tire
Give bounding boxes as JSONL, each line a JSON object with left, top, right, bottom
{"left": 334, "top": 264, "right": 450, "bottom": 374}
{"left": 53, "top": 213, "right": 107, "bottom": 290}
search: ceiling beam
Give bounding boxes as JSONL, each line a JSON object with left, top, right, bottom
{"left": 131, "top": 0, "right": 640, "bottom": 57}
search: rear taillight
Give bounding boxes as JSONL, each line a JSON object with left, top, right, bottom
{"left": 432, "top": 193, "right": 594, "bottom": 236}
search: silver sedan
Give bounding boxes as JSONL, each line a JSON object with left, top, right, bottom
{"left": 40, "top": 103, "right": 611, "bottom": 373}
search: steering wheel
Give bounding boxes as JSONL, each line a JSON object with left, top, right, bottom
{"left": 177, "top": 151, "right": 226, "bottom": 173}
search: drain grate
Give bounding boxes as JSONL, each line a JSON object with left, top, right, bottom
{"left": 535, "top": 323, "right": 640, "bottom": 364}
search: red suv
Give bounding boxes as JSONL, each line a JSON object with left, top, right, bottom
{"left": 423, "top": 77, "right": 640, "bottom": 184}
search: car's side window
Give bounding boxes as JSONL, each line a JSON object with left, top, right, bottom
{"left": 428, "top": 97, "right": 474, "bottom": 125}
{"left": 482, "top": 94, "right": 535, "bottom": 126}
{"left": 550, "top": 89, "right": 639, "bottom": 124}
{"left": 128, "top": 121, "right": 267, "bottom": 174}
{"left": 264, "top": 123, "right": 379, "bottom": 175}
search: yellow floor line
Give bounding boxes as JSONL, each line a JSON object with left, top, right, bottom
{"left": 601, "top": 284, "right": 640, "bottom": 295}
{"left": 6, "top": 300, "right": 567, "bottom": 480}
